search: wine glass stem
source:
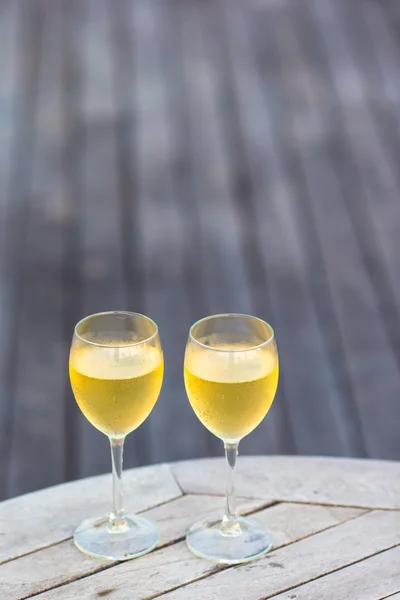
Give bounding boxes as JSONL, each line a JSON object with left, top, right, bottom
{"left": 222, "top": 441, "right": 240, "bottom": 534}
{"left": 109, "top": 436, "right": 127, "bottom": 529}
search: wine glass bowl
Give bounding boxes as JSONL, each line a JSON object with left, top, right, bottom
{"left": 70, "top": 315, "right": 163, "bottom": 438}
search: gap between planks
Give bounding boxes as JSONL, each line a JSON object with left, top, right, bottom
{"left": 170, "top": 468, "right": 185, "bottom": 496}
{"left": 183, "top": 491, "right": 400, "bottom": 512}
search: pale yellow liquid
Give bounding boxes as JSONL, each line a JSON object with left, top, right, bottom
{"left": 184, "top": 342, "right": 278, "bottom": 441}
{"left": 70, "top": 343, "right": 163, "bottom": 437}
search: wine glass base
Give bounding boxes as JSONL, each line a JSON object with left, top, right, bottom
{"left": 74, "top": 514, "right": 160, "bottom": 561}
{"left": 186, "top": 516, "right": 273, "bottom": 564}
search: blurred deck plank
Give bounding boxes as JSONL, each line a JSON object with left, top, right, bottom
{"left": 1, "top": 0, "right": 48, "bottom": 497}
{"left": 59, "top": 0, "right": 86, "bottom": 483}
{"left": 0, "top": 0, "right": 20, "bottom": 497}
{"left": 8, "top": 0, "right": 67, "bottom": 496}
{"left": 1, "top": 0, "right": 400, "bottom": 498}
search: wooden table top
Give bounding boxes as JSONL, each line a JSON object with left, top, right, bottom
{"left": 2, "top": 455, "right": 400, "bottom": 599}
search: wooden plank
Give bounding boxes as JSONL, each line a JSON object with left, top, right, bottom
{"left": 219, "top": 0, "right": 358, "bottom": 457}
{"left": 0, "top": 0, "right": 18, "bottom": 217}
{"left": 59, "top": 0, "right": 86, "bottom": 484}
{"left": 0, "top": 0, "right": 19, "bottom": 298}
{"left": 160, "top": 510, "right": 400, "bottom": 600}
{"left": 130, "top": 0, "right": 206, "bottom": 463}
{"left": 270, "top": 545, "right": 400, "bottom": 600}
{"left": 0, "top": 0, "right": 21, "bottom": 499}
{"left": 0, "top": 494, "right": 267, "bottom": 599}
{"left": 172, "top": 456, "right": 400, "bottom": 508}
{"left": 1, "top": 0, "right": 49, "bottom": 498}
{"left": 7, "top": 0, "right": 68, "bottom": 498}
{"left": 0, "top": 463, "right": 181, "bottom": 564}
{"left": 77, "top": 0, "right": 128, "bottom": 479}
{"left": 29, "top": 501, "right": 361, "bottom": 600}
{"left": 334, "top": 0, "right": 400, "bottom": 348}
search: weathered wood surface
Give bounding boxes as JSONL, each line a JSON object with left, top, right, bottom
{"left": 0, "top": 463, "right": 181, "bottom": 564}
{"left": 1, "top": 0, "right": 400, "bottom": 499}
{"left": 172, "top": 455, "right": 400, "bottom": 509}
{"left": 270, "top": 546, "right": 400, "bottom": 600}
{"left": 1, "top": 456, "right": 400, "bottom": 600}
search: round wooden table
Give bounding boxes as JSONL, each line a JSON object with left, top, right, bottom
{"left": 2, "top": 455, "right": 400, "bottom": 599}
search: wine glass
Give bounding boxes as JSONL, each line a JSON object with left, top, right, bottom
{"left": 184, "top": 313, "right": 279, "bottom": 564}
{"left": 69, "top": 311, "right": 164, "bottom": 560}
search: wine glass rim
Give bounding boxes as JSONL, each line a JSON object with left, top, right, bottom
{"left": 189, "top": 313, "right": 275, "bottom": 352}
{"left": 74, "top": 311, "right": 159, "bottom": 348}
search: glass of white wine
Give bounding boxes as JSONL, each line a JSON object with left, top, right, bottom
{"left": 184, "top": 313, "right": 279, "bottom": 564}
{"left": 69, "top": 311, "right": 164, "bottom": 560}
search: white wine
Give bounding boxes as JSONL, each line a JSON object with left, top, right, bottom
{"left": 70, "top": 343, "right": 163, "bottom": 437}
{"left": 184, "top": 341, "right": 278, "bottom": 441}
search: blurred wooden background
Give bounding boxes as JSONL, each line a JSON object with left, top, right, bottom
{"left": 1, "top": 0, "right": 400, "bottom": 500}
